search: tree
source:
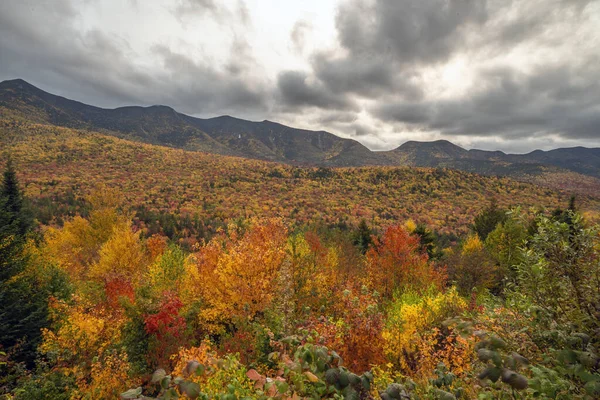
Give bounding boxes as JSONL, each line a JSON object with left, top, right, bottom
{"left": 0, "top": 158, "right": 46, "bottom": 366}
{"left": 352, "top": 219, "right": 373, "bottom": 254}
{"left": 196, "top": 220, "right": 288, "bottom": 332}
{"left": 513, "top": 211, "right": 600, "bottom": 337}
{"left": 472, "top": 199, "right": 507, "bottom": 241}
{"left": 485, "top": 212, "right": 528, "bottom": 284}
{"left": 1, "top": 157, "right": 32, "bottom": 237}
{"left": 447, "top": 234, "right": 498, "bottom": 296}
{"left": 366, "top": 225, "right": 445, "bottom": 300}
{"left": 412, "top": 224, "right": 442, "bottom": 260}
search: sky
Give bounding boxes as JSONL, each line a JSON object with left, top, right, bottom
{"left": 1, "top": 0, "right": 599, "bottom": 153}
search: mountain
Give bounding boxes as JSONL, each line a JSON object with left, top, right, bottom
{"left": 0, "top": 79, "right": 381, "bottom": 166}
{"left": 1, "top": 78, "right": 600, "bottom": 186}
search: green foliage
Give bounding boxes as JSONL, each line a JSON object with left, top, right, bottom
{"left": 11, "top": 367, "right": 75, "bottom": 400}
{"left": 412, "top": 224, "right": 442, "bottom": 260}
{"left": 484, "top": 211, "right": 528, "bottom": 284}
{"left": 512, "top": 211, "right": 600, "bottom": 336}
{"left": 352, "top": 219, "right": 373, "bottom": 254}
{"left": 0, "top": 159, "right": 50, "bottom": 367}
{"left": 472, "top": 199, "right": 507, "bottom": 241}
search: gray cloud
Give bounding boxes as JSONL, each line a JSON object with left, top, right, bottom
{"left": 276, "top": 71, "right": 358, "bottom": 112}
{"left": 152, "top": 44, "right": 268, "bottom": 114}
{"left": 278, "top": 0, "right": 600, "bottom": 148}
{"left": 335, "top": 0, "right": 487, "bottom": 65}
{"left": 172, "top": 0, "right": 219, "bottom": 19}
{"left": 373, "top": 63, "right": 600, "bottom": 140}
{"left": 1, "top": 0, "right": 599, "bottom": 152}
{"left": 172, "top": 0, "right": 251, "bottom": 26}
{"left": 0, "top": 0, "right": 267, "bottom": 119}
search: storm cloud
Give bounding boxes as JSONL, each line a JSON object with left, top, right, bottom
{"left": 1, "top": 0, "right": 599, "bottom": 152}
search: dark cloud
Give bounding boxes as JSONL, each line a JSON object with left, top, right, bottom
{"left": 336, "top": 0, "right": 487, "bottom": 65}
{"left": 276, "top": 71, "right": 358, "bottom": 112}
{"left": 278, "top": 0, "right": 600, "bottom": 147}
{"left": 152, "top": 45, "right": 268, "bottom": 114}
{"left": 316, "top": 111, "right": 358, "bottom": 125}
{"left": 0, "top": 1, "right": 152, "bottom": 105}
{"left": 1, "top": 0, "right": 599, "bottom": 152}
{"left": 0, "top": 0, "right": 267, "bottom": 119}
{"left": 373, "top": 64, "right": 600, "bottom": 139}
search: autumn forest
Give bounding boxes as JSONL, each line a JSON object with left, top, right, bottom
{"left": 0, "top": 102, "right": 599, "bottom": 400}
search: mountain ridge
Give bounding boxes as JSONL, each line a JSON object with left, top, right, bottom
{"left": 1, "top": 78, "right": 600, "bottom": 180}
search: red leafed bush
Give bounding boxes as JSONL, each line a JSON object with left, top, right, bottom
{"left": 144, "top": 292, "right": 188, "bottom": 368}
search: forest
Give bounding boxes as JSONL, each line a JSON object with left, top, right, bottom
{"left": 1, "top": 148, "right": 600, "bottom": 400}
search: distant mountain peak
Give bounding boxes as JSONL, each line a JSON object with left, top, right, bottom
{"left": 398, "top": 139, "right": 465, "bottom": 150}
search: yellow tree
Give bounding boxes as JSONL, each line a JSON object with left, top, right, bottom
{"left": 196, "top": 219, "right": 288, "bottom": 332}
{"left": 44, "top": 186, "right": 130, "bottom": 282}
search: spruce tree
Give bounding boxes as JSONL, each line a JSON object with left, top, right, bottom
{"left": 353, "top": 219, "right": 373, "bottom": 254}
{"left": 0, "top": 158, "right": 47, "bottom": 366}
{"left": 472, "top": 199, "right": 507, "bottom": 241}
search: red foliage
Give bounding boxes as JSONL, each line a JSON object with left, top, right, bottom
{"left": 144, "top": 292, "right": 188, "bottom": 368}
{"left": 104, "top": 277, "right": 135, "bottom": 309}
{"left": 304, "top": 286, "right": 385, "bottom": 373}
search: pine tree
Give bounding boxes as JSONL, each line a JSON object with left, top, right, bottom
{"left": 472, "top": 199, "right": 507, "bottom": 241}
{"left": 412, "top": 224, "right": 440, "bottom": 260}
{"left": 352, "top": 219, "right": 373, "bottom": 254}
{"left": 0, "top": 158, "right": 48, "bottom": 367}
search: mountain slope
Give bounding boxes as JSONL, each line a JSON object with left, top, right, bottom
{"left": 0, "top": 79, "right": 379, "bottom": 166}
{"left": 1, "top": 78, "right": 600, "bottom": 181}
{"left": 3, "top": 119, "right": 597, "bottom": 236}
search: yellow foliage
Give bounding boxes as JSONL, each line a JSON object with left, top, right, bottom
{"left": 196, "top": 219, "right": 288, "bottom": 332}
{"left": 404, "top": 219, "right": 417, "bottom": 233}
{"left": 40, "top": 298, "right": 129, "bottom": 398}
{"left": 40, "top": 299, "right": 124, "bottom": 365}
{"left": 43, "top": 188, "right": 131, "bottom": 282}
{"left": 382, "top": 288, "right": 471, "bottom": 378}
{"left": 80, "top": 351, "right": 137, "bottom": 400}
{"left": 44, "top": 216, "right": 95, "bottom": 280}
{"left": 88, "top": 223, "right": 147, "bottom": 283}
{"left": 171, "top": 342, "right": 212, "bottom": 380}
{"left": 461, "top": 234, "right": 483, "bottom": 255}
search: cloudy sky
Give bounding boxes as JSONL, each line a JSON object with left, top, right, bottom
{"left": 1, "top": 0, "right": 599, "bottom": 153}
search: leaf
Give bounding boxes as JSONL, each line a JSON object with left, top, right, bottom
{"left": 275, "top": 380, "right": 290, "bottom": 394}
{"left": 304, "top": 371, "right": 320, "bottom": 382}
{"left": 246, "top": 369, "right": 263, "bottom": 381}
{"left": 152, "top": 369, "right": 167, "bottom": 383}
{"left": 161, "top": 376, "right": 172, "bottom": 390}
{"left": 120, "top": 387, "right": 142, "bottom": 399}
{"left": 179, "top": 381, "right": 201, "bottom": 399}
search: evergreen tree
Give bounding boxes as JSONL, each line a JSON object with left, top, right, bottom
{"left": 412, "top": 224, "right": 441, "bottom": 260}
{"left": 472, "top": 199, "right": 507, "bottom": 241}
{"left": 0, "top": 158, "right": 48, "bottom": 367}
{"left": 352, "top": 219, "right": 373, "bottom": 254}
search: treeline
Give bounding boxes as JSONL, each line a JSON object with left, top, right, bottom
{"left": 0, "top": 160, "right": 599, "bottom": 399}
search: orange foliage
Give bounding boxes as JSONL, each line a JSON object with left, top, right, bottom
{"left": 307, "top": 287, "right": 385, "bottom": 373}
{"left": 147, "top": 234, "right": 168, "bottom": 259}
{"left": 366, "top": 225, "right": 445, "bottom": 299}
{"left": 195, "top": 219, "right": 288, "bottom": 331}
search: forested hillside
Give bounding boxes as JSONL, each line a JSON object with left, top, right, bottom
{"left": 2, "top": 117, "right": 597, "bottom": 246}
{"left": 1, "top": 155, "right": 600, "bottom": 399}
{"left": 1, "top": 115, "right": 600, "bottom": 399}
